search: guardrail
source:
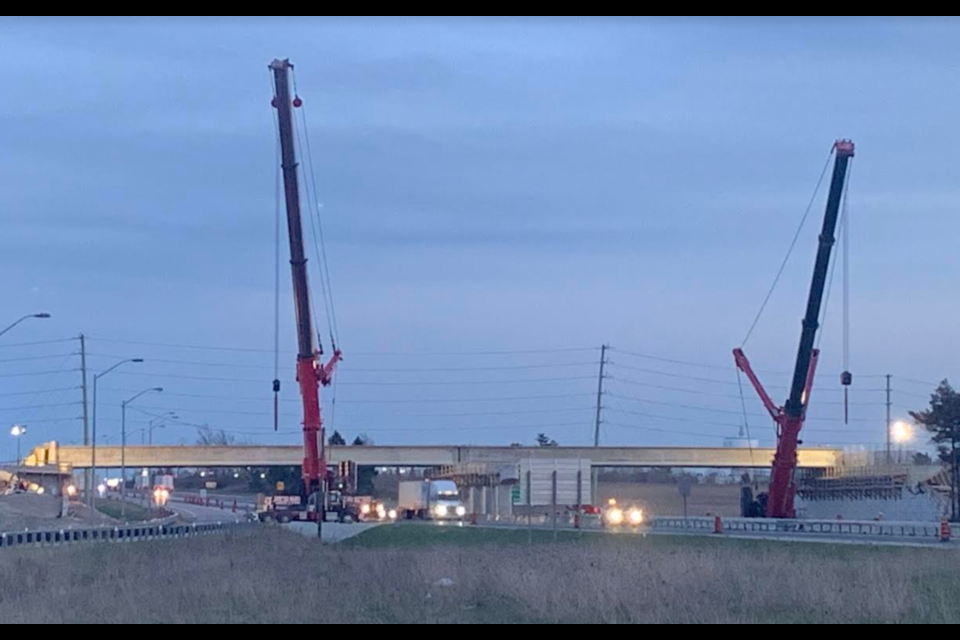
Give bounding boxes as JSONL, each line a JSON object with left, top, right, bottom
{"left": 650, "top": 516, "right": 959, "bottom": 540}
{"left": 0, "top": 521, "right": 253, "bottom": 551}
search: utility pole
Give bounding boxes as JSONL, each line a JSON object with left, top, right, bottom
{"left": 593, "top": 344, "right": 608, "bottom": 447}
{"left": 79, "top": 334, "right": 91, "bottom": 495}
{"left": 886, "top": 374, "right": 892, "bottom": 465}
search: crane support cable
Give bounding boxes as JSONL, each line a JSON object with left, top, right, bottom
{"left": 292, "top": 115, "right": 330, "bottom": 353}
{"left": 735, "top": 367, "right": 758, "bottom": 481}
{"left": 271, "top": 95, "right": 283, "bottom": 432}
{"left": 292, "top": 68, "right": 340, "bottom": 350}
{"left": 741, "top": 145, "right": 836, "bottom": 346}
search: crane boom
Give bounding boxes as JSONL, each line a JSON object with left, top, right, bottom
{"left": 734, "top": 140, "right": 854, "bottom": 518}
{"left": 269, "top": 59, "right": 341, "bottom": 509}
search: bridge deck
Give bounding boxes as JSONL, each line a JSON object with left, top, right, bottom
{"left": 27, "top": 443, "right": 842, "bottom": 470}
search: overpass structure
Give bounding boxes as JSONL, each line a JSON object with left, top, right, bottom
{"left": 27, "top": 442, "right": 844, "bottom": 471}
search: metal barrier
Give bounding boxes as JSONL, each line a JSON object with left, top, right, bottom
{"left": 0, "top": 521, "right": 253, "bottom": 550}
{"left": 650, "top": 516, "right": 959, "bottom": 540}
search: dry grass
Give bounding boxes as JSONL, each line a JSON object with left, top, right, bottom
{"left": 1, "top": 528, "right": 959, "bottom": 623}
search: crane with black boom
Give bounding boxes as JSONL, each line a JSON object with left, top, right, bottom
{"left": 734, "top": 139, "right": 855, "bottom": 519}
{"left": 264, "top": 58, "right": 342, "bottom": 535}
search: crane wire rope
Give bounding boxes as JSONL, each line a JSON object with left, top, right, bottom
{"left": 270, "top": 71, "right": 284, "bottom": 431}
{"left": 292, "top": 68, "right": 340, "bottom": 351}
{"left": 741, "top": 145, "right": 835, "bottom": 347}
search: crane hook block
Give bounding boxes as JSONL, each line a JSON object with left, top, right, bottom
{"left": 273, "top": 379, "right": 281, "bottom": 393}
{"left": 840, "top": 371, "right": 853, "bottom": 386}
{"left": 292, "top": 96, "right": 303, "bottom": 108}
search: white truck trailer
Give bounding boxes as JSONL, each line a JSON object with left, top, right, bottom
{"left": 398, "top": 479, "right": 466, "bottom": 521}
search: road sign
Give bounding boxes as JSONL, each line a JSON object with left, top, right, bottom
{"left": 511, "top": 484, "right": 521, "bottom": 505}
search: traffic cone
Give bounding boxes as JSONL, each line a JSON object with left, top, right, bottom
{"left": 941, "top": 519, "right": 951, "bottom": 543}
{"left": 714, "top": 516, "right": 724, "bottom": 535}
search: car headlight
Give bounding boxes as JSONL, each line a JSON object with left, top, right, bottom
{"left": 387, "top": 509, "right": 398, "bottom": 520}
{"left": 607, "top": 508, "right": 624, "bottom": 525}
{"left": 435, "top": 505, "right": 449, "bottom": 517}
{"left": 456, "top": 506, "right": 466, "bottom": 517}
{"left": 628, "top": 508, "right": 644, "bottom": 526}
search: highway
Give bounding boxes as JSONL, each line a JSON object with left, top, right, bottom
{"left": 168, "top": 497, "right": 252, "bottom": 524}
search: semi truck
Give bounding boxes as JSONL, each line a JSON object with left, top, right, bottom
{"left": 152, "top": 474, "right": 174, "bottom": 507}
{"left": 398, "top": 480, "right": 466, "bottom": 521}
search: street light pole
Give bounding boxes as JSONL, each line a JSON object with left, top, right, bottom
{"left": 121, "top": 387, "right": 163, "bottom": 518}
{"left": 0, "top": 313, "right": 51, "bottom": 339}
{"left": 11, "top": 425, "right": 26, "bottom": 465}
{"left": 91, "top": 358, "right": 144, "bottom": 509}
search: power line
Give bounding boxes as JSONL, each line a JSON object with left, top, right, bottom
{"left": 0, "top": 369, "right": 79, "bottom": 379}
{"left": 0, "top": 352, "right": 76, "bottom": 364}
{"left": 607, "top": 392, "right": 881, "bottom": 423}
{"left": 88, "top": 336, "right": 597, "bottom": 358}
{"left": 88, "top": 353, "right": 597, "bottom": 373}
{"left": 606, "top": 406, "right": 741, "bottom": 429}
{"left": 111, "top": 369, "right": 595, "bottom": 385}
{"left": 0, "top": 386, "right": 80, "bottom": 398}
{"left": 0, "top": 401, "right": 82, "bottom": 412}
{"left": 608, "top": 361, "right": 739, "bottom": 386}
{"left": 605, "top": 421, "right": 728, "bottom": 440}
{"left": 112, "top": 388, "right": 596, "bottom": 405}
{"left": 129, "top": 406, "right": 588, "bottom": 436}
{"left": 0, "top": 338, "right": 76, "bottom": 350}
{"left": 611, "top": 348, "right": 732, "bottom": 371}
{"left": 10, "top": 416, "right": 81, "bottom": 424}
{"left": 135, "top": 403, "right": 594, "bottom": 420}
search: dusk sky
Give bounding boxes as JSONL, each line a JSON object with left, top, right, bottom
{"left": 2, "top": 17, "right": 958, "bottom": 456}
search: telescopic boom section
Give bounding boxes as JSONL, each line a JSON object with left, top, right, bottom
{"left": 734, "top": 140, "right": 854, "bottom": 518}
{"left": 270, "top": 59, "right": 341, "bottom": 499}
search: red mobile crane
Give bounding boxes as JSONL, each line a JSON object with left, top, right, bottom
{"left": 266, "top": 59, "right": 341, "bottom": 533}
{"left": 734, "top": 140, "right": 855, "bottom": 519}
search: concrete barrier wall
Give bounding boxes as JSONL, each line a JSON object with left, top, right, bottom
{"left": 0, "top": 522, "right": 252, "bottom": 550}
{"left": 650, "top": 515, "right": 958, "bottom": 539}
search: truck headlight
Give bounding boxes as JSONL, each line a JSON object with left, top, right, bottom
{"left": 628, "top": 508, "right": 644, "bottom": 526}
{"left": 607, "top": 508, "right": 624, "bottom": 526}
{"left": 456, "top": 506, "right": 466, "bottom": 517}
{"left": 435, "top": 505, "right": 448, "bottom": 517}
{"left": 361, "top": 504, "right": 371, "bottom": 515}
{"left": 387, "top": 509, "right": 398, "bottom": 520}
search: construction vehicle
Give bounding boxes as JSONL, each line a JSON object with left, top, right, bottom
{"left": 398, "top": 479, "right": 466, "bottom": 521}
{"left": 734, "top": 140, "right": 855, "bottom": 519}
{"left": 258, "top": 59, "right": 341, "bottom": 535}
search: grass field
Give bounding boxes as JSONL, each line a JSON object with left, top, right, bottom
{"left": 1, "top": 526, "right": 959, "bottom": 623}
{"left": 95, "top": 501, "right": 164, "bottom": 523}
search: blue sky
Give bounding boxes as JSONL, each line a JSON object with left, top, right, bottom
{"left": 1, "top": 17, "right": 958, "bottom": 456}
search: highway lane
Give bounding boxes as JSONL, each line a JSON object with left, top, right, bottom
{"left": 170, "top": 499, "right": 251, "bottom": 524}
